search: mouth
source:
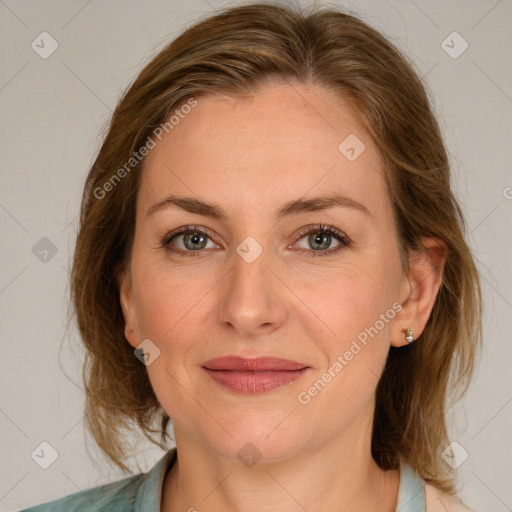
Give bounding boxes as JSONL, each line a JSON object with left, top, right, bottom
{"left": 201, "top": 356, "right": 310, "bottom": 394}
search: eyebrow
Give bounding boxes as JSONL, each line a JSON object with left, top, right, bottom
{"left": 146, "top": 193, "right": 371, "bottom": 221}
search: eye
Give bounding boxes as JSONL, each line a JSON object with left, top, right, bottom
{"left": 160, "top": 223, "right": 352, "bottom": 258}
{"left": 292, "top": 224, "right": 352, "bottom": 258}
{"left": 160, "top": 226, "right": 219, "bottom": 257}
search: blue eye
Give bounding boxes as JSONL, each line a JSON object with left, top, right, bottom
{"left": 173, "top": 231, "right": 211, "bottom": 251}
{"left": 161, "top": 226, "right": 218, "bottom": 257}
{"left": 160, "top": 223, "right": 352, "bottom": 258}
{"left": 293, "top": 224, "right": 352, "bottom": 258}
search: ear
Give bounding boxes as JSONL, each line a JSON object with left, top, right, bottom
{"left": 115, "top": 263, "right": 140, "bottom": 349}
{"left": 391, "top": 237, "right": 447, "bottom": 347}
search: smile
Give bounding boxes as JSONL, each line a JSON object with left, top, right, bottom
{"left": 201, "top": 356, "right": 310, "bottom": 394}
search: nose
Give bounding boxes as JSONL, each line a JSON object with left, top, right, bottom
{"left": 217, "top": 245, "right": 288, "bottom": 338}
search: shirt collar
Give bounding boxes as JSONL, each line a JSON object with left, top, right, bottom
{"left": 395, "top": 459, "right": 426, "bottom": 512}
{"left": 134, "top": 447, "right": 177, "bottom": 512}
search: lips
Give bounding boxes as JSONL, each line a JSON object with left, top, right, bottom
{"left": 202, "top": 356, "right": 307, "bottom": 371}
{"left": 201, "top": 356, "right": 310, "bottom": 393}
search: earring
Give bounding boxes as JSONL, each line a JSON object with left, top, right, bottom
{"left": 402, "top": 327, "right": 414, "bottom": 344}
{"left": 128, "top": 328, "right": 134, "bottom": 334}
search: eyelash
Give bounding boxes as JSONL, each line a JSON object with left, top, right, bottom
{"left": 160, "top": 223, "right": 352, "bottom": 259}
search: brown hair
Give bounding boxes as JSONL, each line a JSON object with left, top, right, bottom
{"left": 68, "top": 1, "right": 481, "bottom": 493}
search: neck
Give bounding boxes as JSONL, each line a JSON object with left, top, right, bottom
{"left": 161, "top": 418, "right": 400, "bottom": 512}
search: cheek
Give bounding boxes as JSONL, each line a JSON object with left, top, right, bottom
{"left": 133, "top": 264, "right": 211, "bottom": 341}
{"left": 133, "top": 271, "right": 210, "bottom": 421}
{"left": 293, "top": 272, "right": 397, "bottom": 422}
{"left": 294, "top": 257, "right": 400, "bottom": 402}
{"left": 300, "top": 260, "right": 397, "bottom": 342}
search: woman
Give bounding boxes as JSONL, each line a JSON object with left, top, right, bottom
{"left": 22, "top": 2, "right": 481, "bottom": 511}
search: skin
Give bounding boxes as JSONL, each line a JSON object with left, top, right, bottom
{"left": 117, "top": 80, "right": 446, "bottom": 512}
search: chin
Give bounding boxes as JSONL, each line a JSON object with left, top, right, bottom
{"left": 200, "top": 412, "right": 306, "bottom": 464}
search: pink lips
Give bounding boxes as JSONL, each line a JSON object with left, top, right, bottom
{"left": 201, "top": 356, "right": 310, "bottom": 394}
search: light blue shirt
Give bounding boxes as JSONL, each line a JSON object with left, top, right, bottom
{"left": 20, "top": 448, "right": 426, "bottom": 511}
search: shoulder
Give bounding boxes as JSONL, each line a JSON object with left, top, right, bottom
{"left": 19, "top": 473, "right": 144, "bottom": 512}
{"left": 425, "top": 484, "right": 479, "bottom": 512}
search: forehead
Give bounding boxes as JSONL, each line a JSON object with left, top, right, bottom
{"left": 138, "top": 83, "right": 387, "bottom": 220}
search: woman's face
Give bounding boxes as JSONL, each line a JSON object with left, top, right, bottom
{"left": 118, "top": 82, "right": 414, "bottom": 461}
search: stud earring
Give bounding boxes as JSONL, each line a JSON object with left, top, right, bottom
{"left": 402, "top": 327, "right": 414, "bottom": 344}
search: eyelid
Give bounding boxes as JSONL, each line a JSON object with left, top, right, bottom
{"left": 160, "top": 225, "right": 221, "bottom": 250}
{"left": 289, "top": 223, "right": 352, "bottom": 258}
{"left": 290, "top": 223, "right": 351, "bottom": 247}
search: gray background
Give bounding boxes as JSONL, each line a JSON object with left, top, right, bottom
{"left": 1, "top": 0, "right": 510, "bottom": 511}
